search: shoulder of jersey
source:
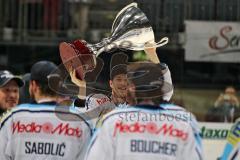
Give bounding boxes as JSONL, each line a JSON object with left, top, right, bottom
{"left": 0, "top": 109, "right": 13, "bottom": 125}
{"left": 160, "top": 103, "right": 186, "bottom": 111}
{"left": 226, "top": 118, "right": 240, "bottom": 146}
{"left": 230, "top": 118, "right": 240, "bottom": 134}
{"left": 15, "top": 103, "right": 56, "bottom": 111}
{"left": 0, "top": 103, "right": 72, "bottom": 123}
{"left": 162, "top": 103, "right": 198, "bottom": 120}
{"left": 0, "top": 103, "right": 93, "bottom": 133}
{"left": 0, "top": 104, "right": 46, "bottom": 125}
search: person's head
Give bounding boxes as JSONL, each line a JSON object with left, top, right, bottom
{"left": 225, "top": 86, "right": 236, "bottom": 95}
{"left": 0, "top": 70, "right": 24, "bottom": 110}
{"left": 109, "top": 51, "right": 129, "bottom": 104}
{"left": 109, "top": 64, "right": 128, "bottom": 100}
{"left": 127, "top": 62, "right": 173, "bottom": 105}
{"left": 29, "top": 61, "right": 58, "bottom": 102}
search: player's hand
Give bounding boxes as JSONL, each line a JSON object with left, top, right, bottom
{"left": 70, "top": 69, "right": 86, "bottom": 86}
{"left": 70, "top": 69, "right": 86, "bottom": 99}
{"left": 144, "top": 42, "right": 156, "bottom": 54}
{"left": 144, "top": 42, "right": 160, "bottom": 64}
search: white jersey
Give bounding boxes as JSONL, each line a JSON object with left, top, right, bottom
{"left": 85, "top": 105, "right": 203, "bottom": 160}
{"left": 77, "top": 94, "right": 116, "bottom": 130}
{"left": 0, "top": 102, "right": 92, "bottom": 160}
{"left": 160, "top": 103, "right": 203, "bottom": 158}
{"left": 116, "top": 102, "right": 129, "bottom": 109}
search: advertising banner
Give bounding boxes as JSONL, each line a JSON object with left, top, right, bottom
{"left": 199, "top": 122, "right": 233, "bottom": 160}
{"left": 185, "top": 21, "right": 240, "bottom": 62}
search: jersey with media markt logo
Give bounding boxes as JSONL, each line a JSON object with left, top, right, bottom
{"left": 159, "top": 103, "right": 203, "bottom": 159}
{"left": 85, "top": 105, "right": 203, "bottom": 160}
{"left": 0, "top": 103, "right": 92, "bottom": 160}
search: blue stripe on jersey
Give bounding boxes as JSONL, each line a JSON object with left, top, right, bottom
{"left": 220, "top": 143, "right": 234, "bottom": 160}
{"left": 85, "top": 128, "right": 101, "bottom": 159}
{"left": 160, "top": 103, "right": 185, "bottom": 111}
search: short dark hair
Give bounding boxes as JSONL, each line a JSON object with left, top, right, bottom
{"left": 110, "top": 51, "right": 128, "bottom": 80}
{"left": 110, "top": 64, "right": 127, "bottom": 80}
{"left": 34, "top": 80, "right": 57, "bottom": 97}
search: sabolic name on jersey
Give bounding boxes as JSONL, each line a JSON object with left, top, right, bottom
{"left": 25, "top": 141, "right": 66, "bottom": 157}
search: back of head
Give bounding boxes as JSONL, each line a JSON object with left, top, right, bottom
{"left": 30, "top": 61, "right": 58, "bottom": 96}
{"left": 127, "top": 62, "right": 173, "bottom": 104}
{"left": 19, "top": 73, "right": 32, "bottom": 104}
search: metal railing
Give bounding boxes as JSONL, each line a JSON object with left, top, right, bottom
{"left": 0, "top": 0, "right": 91, "bottom": 45}
{"left": 0, "top": 0, "right": 240, "bottom": 45}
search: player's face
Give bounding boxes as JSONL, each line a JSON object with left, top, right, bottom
{"left": 0, "top": 80, "right": 20, "bottom": 110}
{"left": 110, "top": 74, "right": 128, "bottom": 98}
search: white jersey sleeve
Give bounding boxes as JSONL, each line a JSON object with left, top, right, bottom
{"left": 81, "top": 93, "right": 116, "bottom": 130}
{"left": 85, "top": 125, "right": 114, "bottom": 160}
{"left": 0, "top": 112, "right": 13, "bottom": 160}
{"left": 179, "top": 124, "right": 202, "bottom": 160}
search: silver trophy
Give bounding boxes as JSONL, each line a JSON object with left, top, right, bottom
{"left": 59, "top": 2, "right": 168, "bottom": 80}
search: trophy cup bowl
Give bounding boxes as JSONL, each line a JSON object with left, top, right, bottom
{"left": 59, "top": 40, "right": 96, "bottom": 80}
{"left": 59, "top": 2, "right": 168, "bottom": 81}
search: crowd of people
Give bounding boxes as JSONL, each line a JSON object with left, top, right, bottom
{"left": 0, "top": 46, "right": 238, "bottom": 160}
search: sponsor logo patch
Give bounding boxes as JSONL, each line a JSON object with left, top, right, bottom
{"left": 12, "top": 121, "right": 82, "bottom": 138}
{"left": 96, "top": 97, "right": 110, "bottom": 105}
{"left": 113, "top": 122, "right": 188, "bottom": 141}
{"left": 200, "top": 126, "right": 229, "bottom": 139}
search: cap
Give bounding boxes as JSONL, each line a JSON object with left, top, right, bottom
{"left": 0, "top": 70, "right": 24, "bottom": 88}
{"left": 110, "top": 64, "right": 127, "bottom": 80}
{"left": 30, "top": 61, "right": 58, "bottom": 83}
{"left": 110, "top": 51, "right": 128, "bottom": 80}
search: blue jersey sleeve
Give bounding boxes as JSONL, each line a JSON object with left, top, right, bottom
{"left": 220, "top": 119, "right": 240, "bottom": 160}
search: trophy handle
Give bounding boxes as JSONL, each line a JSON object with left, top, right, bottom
{"left": 144, "top": 37, "right": 169, "bottom": 49}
